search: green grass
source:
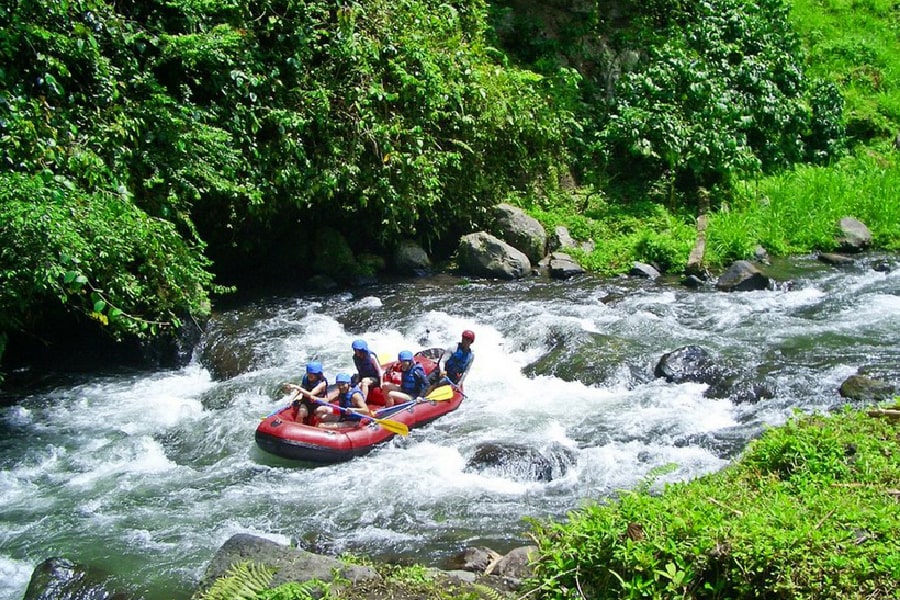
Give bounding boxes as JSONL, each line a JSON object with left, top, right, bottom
{"left": 520, "top": 0, "right": 900, "bottom": 275}
{"left": 528, "top": 404, "right": 900, "bottom": 599}
{"left": 707, "top": 148, "right": 900, "bottom": 264}
{"left": 790, "top": 0, "right": 900, "bottom": 141}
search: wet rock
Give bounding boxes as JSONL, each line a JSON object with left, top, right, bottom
{"left": 465, "top": 442, "right": 576, "bottom": 482}
{"left": 457, "top": 232, "right": 531, "bottom": 280}
{"left": 818, "top": 252, "right": 855, "bottom": 266}
{"left": 629, "top": 262, "right": 660, "bottom": 279}
{"left": 492, "top": 203, "right": 547, "bottom": 264}
{"left": 839, "top": 375, "right": 898, "bottom": 402}
{"left": 548, "top": 252, "right": 585, "bottom": 279}
{"left": 307, "top": 273, "right": 339, "bottom": 292}
{"left": 654, "top": 345, "right": 725, "bottom": 385}
{"left": 549, "top": 225, "right": 576, "bottom": 251}
{"left": 393, "top": 239, "right": 431, "bottom": 273}
{"left": 23, "top": 557, "right": 130, "bottom": 600}
{"left": 197, "top": 317, "right": 258, "bottom": 380}
{"left": 197, "top": 534, "right": 379, "bottom": 595}
{"left": 674, "top": 426, "right": 762, "bottom": 460}
{"left": 715, "top": 260, "right": 772, "bottom": 292}
{"left": 523, "top": 330, "right": 650, "bottom": 388}
{"left": 449, "top": 547, "right": 502, "bottom": 573}
{"left": 485, "top": 545, "right": 538, "bottom": 589}
{"left": 682, "top": 273, "right": 707, "bottom": 288}
{"left": 836, "top": 216, "right": 872, "bottom": 252}
{"left": 706, "top": 377, "right": 775, "bottom": 405}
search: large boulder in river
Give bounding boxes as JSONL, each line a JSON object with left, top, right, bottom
{"left": 457, "top": 232, "right": 531, "bottom": 279}
{"left": 836, "top": 216, "right": 872, "bottom": 252}
{"left": 654, "top": 345, "right": 726, "bottom": 386}
{"left": 464, "top": 442, "right": 576, "bottom": 482}
{"left": 715, "top": 260, "right": 771, "bottom": 292}
{"left": 197, "top": 534, "right": 379, "bottom": 594}
{"left": 839, "top": 374, "right": 898, "bottom": 402}
{"left": 393, "top": 239, "right": 431, "bottom": 274}
{"left": 492, "top": 203, "right": 547, "bottom": 263}
{"left": 23, "top": 557, "right": 129, "bottom": 600}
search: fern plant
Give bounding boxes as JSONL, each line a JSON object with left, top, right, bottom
{"left": 258, "top": 579, "right": 330, "bottom": 600}
{"left": 194, "top": 561, "right": 276, "bottom": 600}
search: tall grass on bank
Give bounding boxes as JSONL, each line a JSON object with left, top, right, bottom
{"left": 706, "top": 149, "right": 900, "bottom": 265}
{"left": 528, "top": 404, "right": 900, "bottom": 599}
{"left": 789, "top": 0, "right": 900, "bottom": 142}
{"left": 530, "top": 196, "right": 696, "bottom": 276}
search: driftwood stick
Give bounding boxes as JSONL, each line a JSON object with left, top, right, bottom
{"left": 813, "top": 508, "right": 836, "bottom": 531}
{"left": 708, "top": 497, "right": 744, "bottom": 517}
{"left": 866, "top": 409, "right": 900, "bottom": 419}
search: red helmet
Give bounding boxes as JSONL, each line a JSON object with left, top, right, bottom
{"left": 461, "top": 329, "right": 475, "bottom": 341}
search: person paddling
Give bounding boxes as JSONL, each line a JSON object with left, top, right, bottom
{"left": 282, "top": 362, "right": 328, "bottom": 423}
{"left": 350, "top": 339, "right": 383, "bottom": 400}
{"left": 381, "top": 350, "right": 429, "bottom": 407}
{"left": 316, "top": 372, "right": 372, "bottom": 426}
{"left": 427, "top": 330, "right": 475, "bottom": 394}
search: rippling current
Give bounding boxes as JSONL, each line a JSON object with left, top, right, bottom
{"left": 1, "top": 255, "right": 898, "bottom": 599}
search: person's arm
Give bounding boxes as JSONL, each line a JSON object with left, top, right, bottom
{"left": 290, "top": 380, "right": 326, "bottom": 400}
{"left": 370, "top": 353, "right": 384, "bottom": 380}
{"left": 416, "top": 367, "right": 430, "bottom": 397}
{"left": 313, "top": 389, "right": 341, "bottom": 417}
{"left": 350, "top": 391, "right": 372, "bottom": 415}
{"left": 438, "top": 345, "right": 453, "bottom": 376}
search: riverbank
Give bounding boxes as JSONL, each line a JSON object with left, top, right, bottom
{"left": 4, "top": 257, "right": 898, "bottom": 600}
{"left": 198, "top": 404, "right": 900, "bottom": 600}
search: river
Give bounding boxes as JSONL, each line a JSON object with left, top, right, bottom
{"left": 1, "top": 254, "right": 897, "bottom": 599}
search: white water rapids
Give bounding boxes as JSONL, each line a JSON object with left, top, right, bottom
{"left": 1, "top": 255, "right": 897, "bottom": 599}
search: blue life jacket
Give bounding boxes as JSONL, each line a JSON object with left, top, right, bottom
{"left": 401, "top": 363, "right": 428, "bottom": 397}
{"left": 445, "top": 344, "right": 473, "bottom": 384}
{"left": 337, "top": 385, "right": 364, "bottom": 420}
{"left": 301, "top": 374, "right": 328, "bottom": 395}
{"left": 353, "top": 350, "right": 381, "bottom": 379}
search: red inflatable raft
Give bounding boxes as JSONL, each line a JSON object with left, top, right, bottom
{"left": 255, "top": 350, "right": 464, "bottom": 463}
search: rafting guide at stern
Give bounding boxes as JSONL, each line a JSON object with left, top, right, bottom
{"left": 426, "top": 329, "right": 475, "bottom": 394}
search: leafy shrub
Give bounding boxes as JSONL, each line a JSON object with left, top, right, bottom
{"left": 528, "top": 408, "right": 900, "bottom": 599}
{"left": 0, "top": 172, "right": 215, "bottom": 344}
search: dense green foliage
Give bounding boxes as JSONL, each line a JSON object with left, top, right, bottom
{"left": 195, "top": 561, "right": 276, "bottom": 600}
{"left": 528, "top": 406, "right": 900, "bottom": 599}
{"left": 492, "top": 0, "right": 844, "bottom": 197}
{"left": 2, "top": 0, "right": 899, "bottom": 373}
{"left": 789, "top": 0, "right": 900, "bottom": 144}
{"left": 707, "top": 148, "right": 900, "bottom": 263}
{"left": 0, "top": 0, "right": 574, "bottom": 370}
{"left": 0, "top": 171, "right": 214, "bottom": 342}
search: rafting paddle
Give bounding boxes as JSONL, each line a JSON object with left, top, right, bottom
{"left": 418, "top": 385, "right": 455, "bottom": 402}
{"left": 314, "top": 399, "right": 409, "bottom": 436}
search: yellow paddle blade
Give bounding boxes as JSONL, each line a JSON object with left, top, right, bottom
{"left": 377, "top": 353, "right": 394, "bottom": 365}
{"left": 425, "top": 385, "right": 454, "bottom": 402}
{"left": 372, "top": 417, "right": 409, "bottom": 436}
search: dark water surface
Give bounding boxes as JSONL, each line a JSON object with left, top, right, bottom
{"left": 1, "top": 255, "right": 898, "bottom": 599}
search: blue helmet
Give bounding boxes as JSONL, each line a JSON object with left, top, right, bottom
{"left": 306, "top": 361, "right": 323, "bottom": 375}
{"left": 335, "top": 373, "right": 352, "bottom": 384}
{"left": 398, "top": 350, "right": 414, "bottom": 361}
{"left": 351, "top": 339, "right": 368, "bottom": 352}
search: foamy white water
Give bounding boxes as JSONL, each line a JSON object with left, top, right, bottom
{"left": 1, "top": 255, "right": 897, "bottom": 599}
